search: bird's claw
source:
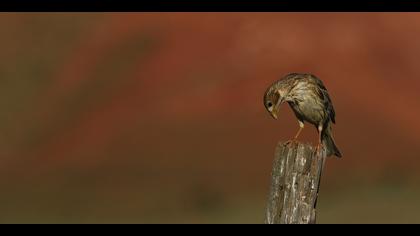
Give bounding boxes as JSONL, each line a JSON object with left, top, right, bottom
{"left": 315, "top": 143, "right": 324, "bottom": 156}
{"left": 285, "top": 139, "right": 299, "bottom": 147}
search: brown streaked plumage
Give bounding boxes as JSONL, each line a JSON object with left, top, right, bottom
{"left": 263, "top": 73, "right": 342, "bottom": 158}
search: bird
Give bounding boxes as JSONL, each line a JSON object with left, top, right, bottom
{"left": 263, "top": 73, "right": 342, "bottom": 158}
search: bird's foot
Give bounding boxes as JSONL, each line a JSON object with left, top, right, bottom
{"left": 285, "top": 138, "right": 299, "bottom": 147}
{"left": 315, "top": 142, "right": 324, "bottom": 156}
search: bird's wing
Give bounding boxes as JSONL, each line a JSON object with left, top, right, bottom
{"left": 311, "top": 76, "right": 336, "bottom": 124}
{"left": 323, "top": 89, "right": 336, "bottom": 124}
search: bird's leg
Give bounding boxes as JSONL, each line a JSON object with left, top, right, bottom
{"left": 315, "top": 125, "right": 323, "bottom": 155}
{"left": 286, "top": 121, "right": 304, "bottom": 146}
{"left": 294, "top": 120, "right": 305, "bottom": 140}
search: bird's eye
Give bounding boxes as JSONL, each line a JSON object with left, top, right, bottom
{"left": 267, "top": 102, "right": 272, "bottom": 107}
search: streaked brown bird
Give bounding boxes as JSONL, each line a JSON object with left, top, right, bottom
{"left": 263, "top": 73, "right": 342, "bottom": 158}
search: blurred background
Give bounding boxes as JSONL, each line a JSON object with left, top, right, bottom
{"left": 1, "top": 13, "right": 420, "bottom": 223}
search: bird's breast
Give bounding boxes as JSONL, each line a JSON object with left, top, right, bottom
{"left": 289, "top": 98, "right": 325, "bottom": 125}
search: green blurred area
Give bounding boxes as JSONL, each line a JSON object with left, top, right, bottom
{"left": 1, "top": 13, "right": 420, "bottom": 223}
{"left": 2, "top": 176, "right": 420, "bottom": 223}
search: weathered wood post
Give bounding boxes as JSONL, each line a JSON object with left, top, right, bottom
{"left": 265, "top": 141, "right": 326, "bottom": 224}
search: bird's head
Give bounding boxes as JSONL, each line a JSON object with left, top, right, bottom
{"left": 263, "top": 84, "right": 287, "bottom": 120}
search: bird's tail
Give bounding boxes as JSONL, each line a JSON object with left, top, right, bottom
{"left": 322, "top": 125, "right": 342, "bottom": 158}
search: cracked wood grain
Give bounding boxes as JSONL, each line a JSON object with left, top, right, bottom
{"left": 265, "top": 141, "right": 326, "bottom": 224}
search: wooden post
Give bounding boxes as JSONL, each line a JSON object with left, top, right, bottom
{"left": 265, "top": 141, "right": 326, "bottom": 224}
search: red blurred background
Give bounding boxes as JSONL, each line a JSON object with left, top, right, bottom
{"left": 1, "top": 13, "right": 420, "bottom": 223}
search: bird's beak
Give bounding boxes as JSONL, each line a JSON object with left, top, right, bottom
{"left": 270, "top": 97, "right": 283, "bottom": 120}
{"left": 269, "top": 105, "right": 279, "bottom": 120}
{"left": 270, "top": 111, "right": 278, "bottom": 120}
